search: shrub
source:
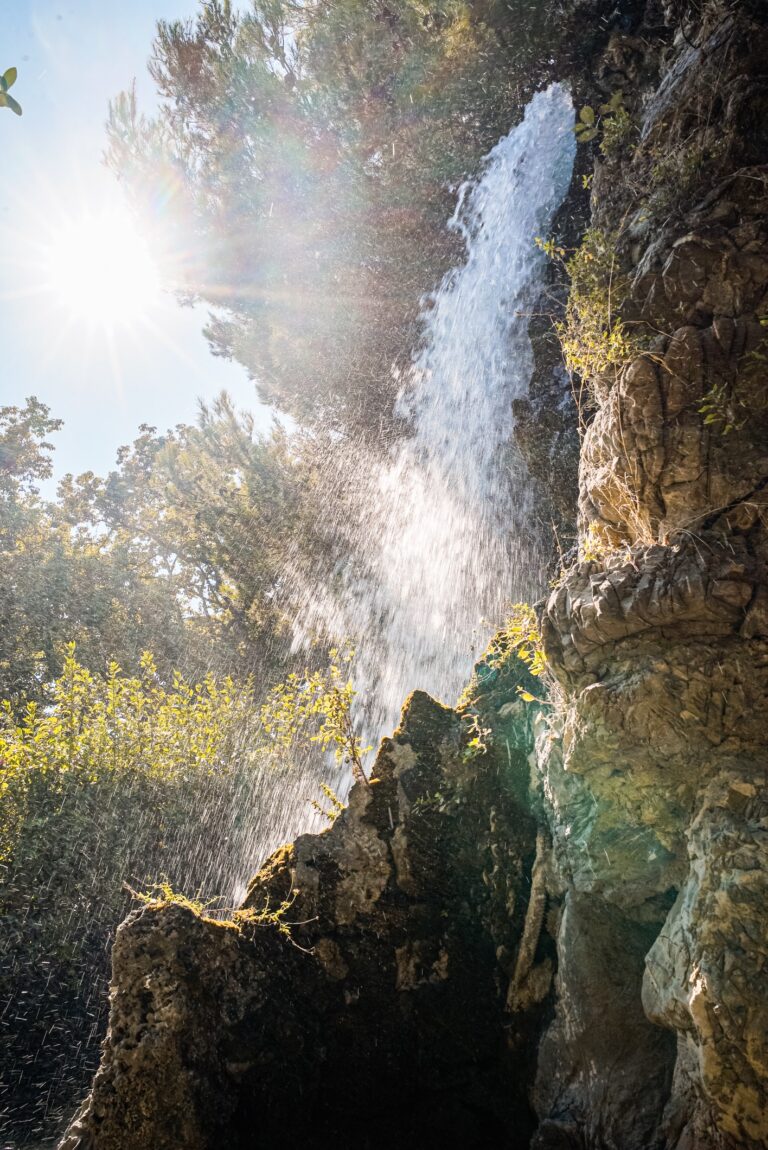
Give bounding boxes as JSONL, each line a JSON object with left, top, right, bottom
{"left": 536, "top": 228, "right": 638, "bottom": 410}
{"left": 260, "top": 648, "right": 371, "bottom": 786}
{"left": 0, "top": 649, "right": 255, "bottom": 1143}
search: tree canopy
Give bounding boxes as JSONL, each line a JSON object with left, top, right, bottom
{"left": 0, "top": 396, "right": 328, "bottom": 707}
{"left": 107, "top": 0, "right": 559, "bottom": 433}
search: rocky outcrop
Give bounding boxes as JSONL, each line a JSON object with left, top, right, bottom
{"left": 59, "top": 682, "right": 548, "bottom": 1149}
{"left": 59, "top": 2, "right": 768, "bottom": 1148}
{"left": 533, "top": 1, "right": 768, "bottom": 1146}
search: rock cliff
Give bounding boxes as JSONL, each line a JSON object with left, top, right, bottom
{"left": 60, "top": 1, "right": 768, "bottom": 1147}
{"left": 60, "top": 676, "right": 547, "bottom": 1149}
{"left": 534, "top": 1, "right": 768, "bottom": 1145}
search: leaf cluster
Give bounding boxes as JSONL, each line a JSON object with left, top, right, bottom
{"left": 106, "top": 0, "right": 565, "bottom": 433}
{"left": 310, "top": 781, "right": 346, "bottom": 825}
{"left": 0, "top": 397, "right": 331, "bottom": 707}
{"left": 0, "top": 66, "right": 21, "bottom": 116}
{"left": 127, "top": 879, "right": 222, "bottom": 917}
{"left": 542, "top": 228, "right": 638, "bottom": 408}
{"left": 0, "top": 644, "right": 253, "bottom": 864}
{"left": 485, "top": 603, "right": 547, "bottom": 704}
{"left": 0, "top": 646, "right": 260, "bottom": 1130}
{"left": 260, "top": 647, "right": 371, "bottom": 784}
{"left": 574, "top": 92, "right": 633, "bottom": 155}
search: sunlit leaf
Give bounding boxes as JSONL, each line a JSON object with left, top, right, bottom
{"left": 575, "top": 125, "right": 598, "bottom": 143}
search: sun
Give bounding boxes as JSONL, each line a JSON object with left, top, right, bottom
{"left": 42, "top": 204, "right": 162, "bottom": 332}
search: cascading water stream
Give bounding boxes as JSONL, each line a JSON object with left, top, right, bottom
{"left": 287, "top": 83, "right": 576, "bottom": 755}
{"left": 214, "top": 84, "right": 576, "bottom": 901}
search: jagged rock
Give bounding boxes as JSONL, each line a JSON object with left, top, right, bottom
{"left": 60, "top": 690, "right": 544, "bottom": 1149}
{"left": 533, "top": 893, "right": 676, "bottom": 1150}
{"left": 534, "top": 1, "right": 768, "bottom": 1146}
{"left": 643, "top": 772, "right": 768, "bottom": 1147}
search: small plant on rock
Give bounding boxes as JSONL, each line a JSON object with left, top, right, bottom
{"left": 460, "top": 711, "right": 493, "bottom": 762}
{"left": 536, "top": 228, "right": 639, "bottom": 411}
{"left": 574, "top": 92, "right": 633, "bottom": 155}
{"left": 311, "top": 782, "right": 346, "bottom": 824}
{"left": 125, "top": 879, "right": 220, "bottom": 917}
{"left": 232, "top": 890, "right": 310, "bottom": 949}
{"left": 127, "top": 878, "right": 309, "bottom": 948}
{"left": 485, "top": 603, "right": 549, "bottom": 704}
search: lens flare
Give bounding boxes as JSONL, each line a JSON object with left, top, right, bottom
{"left": 42, "top": 205, "right": 161, "bottom": 331}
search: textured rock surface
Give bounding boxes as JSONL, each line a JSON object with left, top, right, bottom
{"left": 534, "top": 1, "right": 768, "bottom": 1146}
{"left": 59, "top": 686, "right": 547, "bottom": 1149}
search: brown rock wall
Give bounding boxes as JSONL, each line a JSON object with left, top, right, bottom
{"left": 535, "top": 2, "right": 768, "bottom": 1145}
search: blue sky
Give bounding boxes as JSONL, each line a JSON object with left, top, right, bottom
{"left": 1, "top": 1, "right": 271, "bottom": 484}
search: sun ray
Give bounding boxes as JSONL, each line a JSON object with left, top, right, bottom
{"left": 40, "top": 204, "right": 162, "bottom": 332}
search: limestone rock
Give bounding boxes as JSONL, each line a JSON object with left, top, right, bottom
{"left": 59, "top": 689, "right": 543, "bottom": 1149}
{"left": 534, "top": 1, "right": 768, "bottom": 1145}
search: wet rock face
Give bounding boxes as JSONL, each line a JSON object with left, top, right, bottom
{"left": 60, "top": 690, "right": 545, "bottom": 1150}
{"left": 535, "top": 1, "right": 768, "bottom": 1146}
{"left": 533, "top": 895, "right": 676, "bottom": 1150}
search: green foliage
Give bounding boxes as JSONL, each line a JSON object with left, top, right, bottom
{"left": 0, "top": 649, "right": 257, "bottom": 1133}
{"left": 574, "top": 104, "right": 598, "bottom": 144}
{"left": 699, "top": 381, "right": 746, "bottom": 436}
{"left": 411, "top": 786, "right": 457, "bottom": 816}
{"left": 127, "top": 879, "right": 306, "bottom": 947}
{"left": 541, "top": 229, "right": 638, "bottom": 406}
{"left": 0, "top": 396, "right": 326, "bottom": 707}
{"left": 127, "top": 879, "right": 221, "bottom": 916}
{"left": 699, "top": 320, "right": 768, "bottom": 435}
{"left": 489, "top": 603, "right": 547, "bottom": 701}
{"left": 0, "top": 397, "right": 341, "bottom": 1131}
{"left": 0, "top": 65, "right": 21, "bottom": 115}
{"left": 579, "top": 520, "right": 612, "bottom": 563}
{"left": 0, "top": 644, "right": 253, "bottom": 864}
{"left": 233, "top": 889, "right": 307, "bottom": 948}
{"left": 311, "top": 782, "right": 346, "bottom": 825}
{"left": 599, "top": 94, "right": 633, "bottom": 156}
{"left": 460, "top": 711, "right": 493, "bottom": 762}
{"left": 574, "top": 92, "right": 633, "bottom": 154}
{"left": 260, "top": 648, "right": 371, "bottom": 784}
{"left": 458, "top": 603, "right": 550, "bottom": 717}
{"left": 106, "top": 0, "right": 563, "bottom": 432}
{"left": 0, "top": 397, "right": 61, "bottom": 505}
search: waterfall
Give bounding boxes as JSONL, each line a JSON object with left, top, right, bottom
{"left": 220, "top": 84, "right": 576, "bottom": 898}
{"left": 290, "top": 84, "right": 576, "bottom": 748}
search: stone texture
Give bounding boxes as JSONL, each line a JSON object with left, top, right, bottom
{"left": 533, "top": 1, "right": 768, "bottom": 1146}
{"left": 60, "top": 688, "right": 545, "bottom": 1150}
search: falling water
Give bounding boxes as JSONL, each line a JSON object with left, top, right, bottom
{"left": 288, "top": 83, "right": 576, "bottom": 752}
